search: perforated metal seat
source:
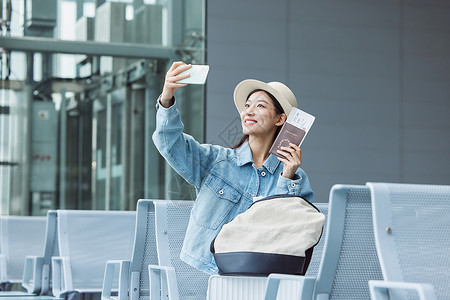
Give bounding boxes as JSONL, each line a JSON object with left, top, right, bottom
{"left": 304, "top": 203, "right": 328, "bottom": 279}
{"left": 101, "top": 200, "right": 159, "bottom": 300}
{"left": 207, "top": 203, "right": 329, "bottom": 300}
{"left": 52, "top": 210, "right": 136, "bottom": 298}
{"left": 150, "top": 200, "right": 210, "bottom": 300}
{"left": 0, "top": 211, "right": 58, "bottom": 298}
{"left": 0, "top": 216, "right": 46, "bottom": 286}
{"left": 265, "top": 185, "right": 383, "bottom": 300}
{"left": 21, "top": 210, "right": 59, "bottom": 295}
{"left": 134, "top": 201, "right": 159, "bottom": 300}
{"left": 368, "top": 182, "right": 450, "bottom": 300}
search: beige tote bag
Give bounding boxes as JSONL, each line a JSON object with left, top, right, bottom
{"left": 211, "top": 195, "right": 325, "bottom": 276}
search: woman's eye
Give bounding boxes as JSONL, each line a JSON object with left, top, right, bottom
{"left": 257, "top": 104, "right": 265, "bottom": 108}
{"left": 244, "top": 104, "right": 250, "bottom": 108}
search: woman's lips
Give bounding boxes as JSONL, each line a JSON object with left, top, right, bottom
{"left": 244, "top": 119, "right": 257, "bottom": 125}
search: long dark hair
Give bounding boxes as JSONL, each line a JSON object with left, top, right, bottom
{"left": 231, "top": 89, "right": 285, "bottom": 149}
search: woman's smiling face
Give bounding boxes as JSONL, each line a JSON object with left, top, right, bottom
{"left": 240, "top": 90, "right": 285, "bottom": 137}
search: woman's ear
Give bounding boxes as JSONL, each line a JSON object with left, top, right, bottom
{"left": 275, "top": 113, "right": 287, "bottom": 126}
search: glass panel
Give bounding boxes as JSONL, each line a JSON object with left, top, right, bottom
{"left": 110, "top": 90, "right": 125, "bottom": 210}
{"left": 65, "top": 112, "right": 80, "bottom": 209}
{"left": 1, "top": 0, "right": 206, "bottom": 214}
{"left": 93, "top": 99, "right": 107, "bottom": 210}
{"left": 0, "top": 90, "right": 11, "bottom": 215}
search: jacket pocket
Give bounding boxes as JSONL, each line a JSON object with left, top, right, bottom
{"left": 192, "top": 175, "right": 242, "bottom": 230}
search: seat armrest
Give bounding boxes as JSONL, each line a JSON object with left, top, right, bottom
{"left": 264, "top": 274, "right": 316, "bottom": 300}
{"left": 148, "top": 265, "right": 180, "bottom": 300}
{"left": 40, "top": 263, "right": 51, "bottom": 295}
{"left": 207, "top": 275, "right": 268, "bottom": 300}
{"left": 22, "top": 255, "right": 44, "bottom": 294}
{"left": 52, "top": 257, "right": 73, "bottom": 298}
{"left": 101, "top": 260, "right": 131, "bottom": 300}
{"left": 369, "top": 280, "right": 436, "bottom": 300}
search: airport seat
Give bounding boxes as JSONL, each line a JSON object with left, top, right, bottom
{"left": 22, "top": 211, "right": 59, "bottom": 295}
{"left": 149, "top": 200, "right": 210, "bottom": 300}
{"left": 51, "top": 210, "right": 136, "bottom": 298}
{"left": 0, "top": 211, "right": 58, "bottom": 297}
{"left": 101, "top": 199, "right": 159, "bottom": 300}
{"left": 206, "top": 202, "right": 329, "bottom": 300}
{"left": 0, "top": 215, "right": 47, "bottom": 290}
{"left": 367, "top": 182, "right": 450, "bottom": 300}
{"left": 264, "top": 185, "right": 383, "bottom": 299}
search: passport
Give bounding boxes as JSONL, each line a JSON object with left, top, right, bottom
{"left": 269, "top": 107, "right": 315, "bottom": 159}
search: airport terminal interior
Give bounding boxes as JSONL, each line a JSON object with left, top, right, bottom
{"left": 2, "top": 0, "right": 450, "bottom": 217}
{"left": 0, "top": 1, "right": 450, "bottom": 299}
{"left": 1, "top": 0, "right": 205, "bottom": 216}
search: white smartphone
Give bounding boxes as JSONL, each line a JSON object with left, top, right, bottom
{"left": 176, "top": 65, "right": 210, "bottom": 85}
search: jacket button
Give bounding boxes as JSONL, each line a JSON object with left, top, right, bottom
{"left": 219, "top": 189, "right": 224, "bottom": 195}
{"left": 261, "top": 171, "right": 266, "bottom": 176}
{"left": 291, "top": 183, "right": 296, "bottom": 188}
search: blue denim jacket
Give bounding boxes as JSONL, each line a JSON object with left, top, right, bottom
{"left": 152, "top": 99, "right": 314, "bottom": 274}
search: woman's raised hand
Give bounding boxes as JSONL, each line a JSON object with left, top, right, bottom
{"left": 277, "top": 143, "right": 302, "bottom": 179}
{"left": 160, "top": 61, "right": 192, "bottom": 108}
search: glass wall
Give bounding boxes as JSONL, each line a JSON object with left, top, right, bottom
{"left": 0, "top": 0, "right": 206, "bottom": 215}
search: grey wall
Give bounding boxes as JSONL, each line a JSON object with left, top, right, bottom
{"left": 206, "top": 0, "right": 450, "bottom": 202}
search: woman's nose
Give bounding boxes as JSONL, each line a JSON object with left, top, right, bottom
{"left": 245, "top": 105, "right": 255, "bottom": 115}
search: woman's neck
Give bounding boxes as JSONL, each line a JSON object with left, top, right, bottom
{"left": 248, "top": 134, "right": 276, "bottom": 168}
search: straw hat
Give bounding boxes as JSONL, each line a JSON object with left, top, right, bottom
{"left": 233, "top": 79, "right": 298, "bottom": 116}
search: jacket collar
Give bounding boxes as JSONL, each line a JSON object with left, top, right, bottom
{"left": 236, "top": 140, "right": 280, "bottom": 174}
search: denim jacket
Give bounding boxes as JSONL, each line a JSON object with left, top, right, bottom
{"left": 152, "top": 99, "right": 314, "bottom": 274}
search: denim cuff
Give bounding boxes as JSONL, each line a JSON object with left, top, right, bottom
{"left": 156, "top": 95, "right": 177, "bottom": 117}
{"left": 276, "top": 173, "right": 303, "bottom": 195}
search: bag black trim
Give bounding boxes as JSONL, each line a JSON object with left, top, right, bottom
{"left": 213, "top": 248, "right": 314, "bottom": 276}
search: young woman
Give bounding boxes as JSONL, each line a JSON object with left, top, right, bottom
{"left": 153, "top": 61, "right": 313, "bottom": 274}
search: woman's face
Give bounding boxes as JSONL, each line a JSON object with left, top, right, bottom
{"left": 240, "top": 90, "right": 285, "bottom": 137}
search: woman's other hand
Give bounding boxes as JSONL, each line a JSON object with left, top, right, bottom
{"left": 277, "top": 143, "right": 302, "bottom": 179}
{"left": 160, "top": 61, "right": 191, "bottom": 108}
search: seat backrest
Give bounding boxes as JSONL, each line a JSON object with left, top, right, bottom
{"left": 57, "top": 210, "right": 136, "bottom": 292}
{"left": 0, "top": 216, "right": 47, "bottom": 283}
{"left": 155, "top": 200, "right": 210, "bottom": 300}
{"left": 42, "top": 211, "right": 59, "bottom": 265}
{"left": 305, "top": 202, "right": 328, "bottom": 277}
{"left": 314, "top": 185, "right": 383, "bottom": 299}
{"left": 368, "top": 182, "right": 450, "bottom": 299}
{"left": 22, "top": 210, "right": 59, "bottom": 294}
{"left": 129, "top": 200, "right": 159, "bottom": 300}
